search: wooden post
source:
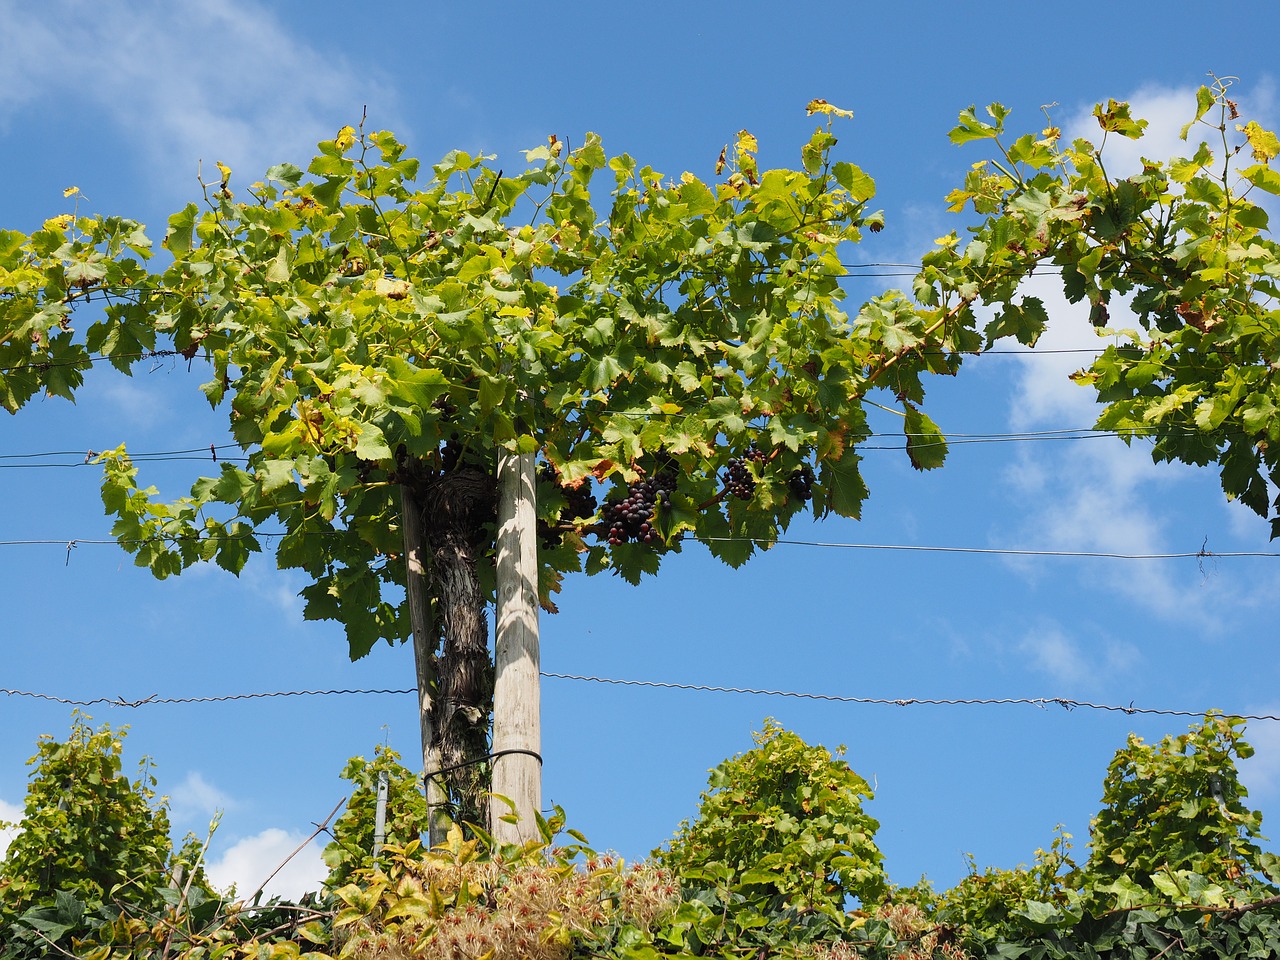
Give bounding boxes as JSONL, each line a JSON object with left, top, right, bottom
{"left": 400, "top": 483, "right": 450, "bottom": 847}
{"left": 490, "top": 447, "right": 541, "bottom": 844}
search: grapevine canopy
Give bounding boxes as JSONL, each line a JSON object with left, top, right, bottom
{"left": 4, "top": 87, "right": 1277, "bottom": 660}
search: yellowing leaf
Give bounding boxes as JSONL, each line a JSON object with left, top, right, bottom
{"left": 215, "top": 160, "right": 232, "bottom": 185}
{"left": 335, "top": 125, "right": 357, "bottom": 152}
{"left": 737, "top": 130, "right": 758, "bottom": 156}
{"left": 374, "top": 276, "right": 410, "bottom": 299}
{"left": 42, "top": 214, "right": 73, "bottom": 231}
{"left": 1237, "top": 121, "right": 1280, "bottom": 163}
{"left": 805, "top": 98, "right": 854, "bottom": 119}
{"left": 62, "top": 186, "right": 80, "bottom": 198}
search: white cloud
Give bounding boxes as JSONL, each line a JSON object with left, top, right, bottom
{"left": 205, "top": 827, "right": 327, "bottom": 901}
{"left": 0, "top": 0, "right": 401, "bottom": 192}
{"left": 245, "top": 566, "right": 306, "bottom": 620}
{"left": 0, "top": 798, "right": 22, "bottom": 859}
{"left": 1017, "top": 623, "right": 1139, "bottom": 687}
{"left": 169, "top": 771, "right": 238, "bottom": 824}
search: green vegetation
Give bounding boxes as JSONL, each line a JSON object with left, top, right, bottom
{"left": 5, "top": 87, "right": 1280, "bottom": 955}
{"left": 0, "top": 716, "right": 214, "bottom": 959}
{"left": 2, "top": 713, "right": 1278, "bottom": 958}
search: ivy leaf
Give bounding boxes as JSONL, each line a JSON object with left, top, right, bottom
{"left": 1012, "top": 900, "right": 1068, "bottom": 930}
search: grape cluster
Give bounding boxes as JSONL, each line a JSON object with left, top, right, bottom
{"left": 789, "top": 463, "right": 815, "bottom": 502}
{"left": 561, "top": 482, "right": 598, "bottom": 522}
{"left": 723, "top": 448, "right": 766, "bottom": 500}
{"left": 537, "top": 463, "right": 599, "bottom": 549}
{"left": 604, "top": 470, "right": 676, "bottom": 545}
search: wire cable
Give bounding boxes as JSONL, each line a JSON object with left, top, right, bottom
{"left": 2, "top": 677, "right": 1276, "bottom": 722}
{"left": 0, "top": 535, "right": 1276, "bottom": 561}
{"left": 0, "top": 427, "right": 1180, "bottom": 468}
{"left": 688, "top": 537, "right": 1280, "bottom": 560}
{"left": 539, "top": 673, "right": 1280, "bottom": 720}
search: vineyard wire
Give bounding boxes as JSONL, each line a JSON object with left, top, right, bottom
{"left": 2, "top": 678, "right": 1278, "bottom": 722}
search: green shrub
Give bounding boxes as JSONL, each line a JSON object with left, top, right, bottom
{"left": 0, "top": 714, "right": 189, "bottom": 957}
{"left": 322, "top": 744, "right": 431, "bottom": 888}
{"left": 656, "top": 718, "right": 887, "bottom": 915}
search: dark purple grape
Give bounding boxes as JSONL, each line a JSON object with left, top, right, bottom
{"left": 789, "top": 463, "right": 814, "bottom": 502}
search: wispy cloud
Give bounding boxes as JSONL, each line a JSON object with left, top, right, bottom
{"left": 0, "top": 0, "right": 402, "bottom": 193}
{"left": 1016, "top": 622, "right": 1140, "bottom": 688}
{"left": 169, "top": 771, "right": 238, "bottom": 825}
{"left": 205, "top": 827, "right": 327, "bottom": 900}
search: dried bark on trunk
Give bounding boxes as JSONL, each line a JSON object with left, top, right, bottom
{"left": 404, "top": 464, "right": 496, "bottom": 830}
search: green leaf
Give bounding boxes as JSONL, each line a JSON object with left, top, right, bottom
{"left": 383, "top": 357, "right": 448, "bottom": 410}
{"left": 903, "top": 403, "right": 947, "bottom": 470}
{"left": 832, "top": 162, "right": 875, "bottom": 201}
{"left": 1093, "top": 99, "right": 1149, "bottom": 139}
{"left": 1179, "top": 85, "right": 1217, "bottom": 140}
{"left": 163, "top": 204, "right": 198, "bottom": 254}
{"left": 1012, "top": 900, "right": 1067, "bottom": 930}
{"left": 985, "top": 297, "right": 1048, "bottom": 347}
{"left": 950, "top": 105, "right": 1002, "bottom": 145}
{"left": 256, "top": 459, "right": 297, "bottom": 494}
{"left": 265, "top": 245, "right": 291, "bottom": 283}
{"left": 824, "top": 447, "right": 866, "bottom": 518}
{"left": 584, "top": 353, "right": 624, "bottom": 390}
{"left": 1242, "top": 163, "right": 1280, "bottom": 195}
{"left": 264, "top": 162, "right": 305, "bottom": 188}
{"left": 355, "top": 422, "right": 393, "bottom": 460}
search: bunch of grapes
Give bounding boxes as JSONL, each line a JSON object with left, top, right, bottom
{"left": 561, "top": 483, "right": 598, "bottom": 522}
{"left": 604, "top": 470, "right": 676, "bottom": 545}
{"left": 789, "top": 463, "right": 815, "bottom": 502}
{"left": 537, "top": 463, "right": 599, "bottom": 549}
{"left": 723, "top": 447, "right": 766, "bottom": 500}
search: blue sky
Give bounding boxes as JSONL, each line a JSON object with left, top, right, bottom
{"left": 3, "top": 0, "right": 1280, "bottom": 898}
